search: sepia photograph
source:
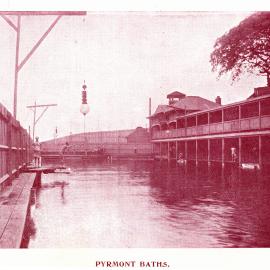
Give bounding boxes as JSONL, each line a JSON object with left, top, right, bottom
{"left": 0, "top": 2, "right": 270, "bottom": 268}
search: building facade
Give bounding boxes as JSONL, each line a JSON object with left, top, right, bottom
{"left": 149, "top": 88, "right": 270, "bottom": 168}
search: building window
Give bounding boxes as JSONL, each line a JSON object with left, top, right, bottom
{"left": 187, "top": 116, "right": 196, "bottom": 127}
{"left": 224, "top": 106, "right": 239, "bottom": 121}
{"left": 197, "top": 113, "right": 208, "bottom": 125}
{"left": 241, "top": 102, "right": 259, "bottom": 118}
{"left": 209, "top": 110, "right": 222, "bottom": 123}
{"left": 177, "top": 118, "right": 185, "bottom": 128}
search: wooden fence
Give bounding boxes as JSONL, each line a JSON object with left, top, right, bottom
{"left": 0, "top": 103, "right": 32, "bottom": 184}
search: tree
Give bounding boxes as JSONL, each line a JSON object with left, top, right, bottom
{"left": 210, "top": 12, "right": 270, "bottom": 86}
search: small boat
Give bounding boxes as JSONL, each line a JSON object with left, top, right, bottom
{"left": 241, "top": 163, "right": 260, "bottom": 170}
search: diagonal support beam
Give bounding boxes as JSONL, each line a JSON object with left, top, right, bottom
{"left": 35, "top": 106, "right": 49, "bottom": 125}
{"left": 27, "top": 103, "right": 57, "bottom": 139}
{"left": 0, "top": 15, "right": 17, "bottom": 31}
{"left": 18, "top": 15, "right": 62, "bottom": 72}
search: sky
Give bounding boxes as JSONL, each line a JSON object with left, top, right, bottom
{"left": 0, "top": 11, "right": 266, "bottom": 141}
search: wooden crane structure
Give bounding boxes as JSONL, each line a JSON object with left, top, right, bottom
{"left": 0, "top": 11, "right": 86, "bottom": 119}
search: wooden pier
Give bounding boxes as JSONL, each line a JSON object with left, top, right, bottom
{"left": 0, "top": 163, "right": 73, "bottom": 248}
{"left": 0, "top": 102, "right": 37, "bottom": 248}
{"left": 0, "top": 173, "right": 36, "bottom": 248}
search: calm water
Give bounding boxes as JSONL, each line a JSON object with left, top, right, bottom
{"left": 23, "top": 160, "right": 270, "bottom": 248}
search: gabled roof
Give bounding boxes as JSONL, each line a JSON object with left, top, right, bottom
{"left": 149, "top": 95, "right": 220, "bottom": 119}
{"left": 152, "top": 104, "right": 173, "bottom": 116}
{"left": 170, "top": 96, "right": 221, "bottom": 111}
{"left": 167, "top": 91, "right": 186, "bottom": 99}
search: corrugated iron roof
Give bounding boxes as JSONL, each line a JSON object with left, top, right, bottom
{"left": 171, "top": 96, "right": 221, "bottom": 111}
{"left": 149, "top": 96, "right": 220, "bottom": 118}
{"left": 152, "top": 104, "right": 174, "bottom": 115}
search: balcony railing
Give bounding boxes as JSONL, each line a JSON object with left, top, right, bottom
{"left": 240, "top": 117, "right": 260, "bottom": 130}
{"left": 152, "top": 114, "right": 270, "bottom": 140}
{"left": 261, "top": 115, "right": 270, "bottom": 129}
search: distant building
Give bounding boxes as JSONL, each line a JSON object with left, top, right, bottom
{"left": 41, "top": 127, "right": 152, "bottom": 158}
{"left": 126, "top": 127, "right": 150, "bottom": 143}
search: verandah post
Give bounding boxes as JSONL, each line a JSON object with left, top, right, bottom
{"left": 259, "top": 135, "right": 262, "bottom": 169}
{"left": 222, "top": 138, "right": 225, "bottom": 168}
{"left": 208, "top": 139, "right": 211, "bottom": 166}
{"left": 238, "top": 137, "right": 242, "bottom": 166}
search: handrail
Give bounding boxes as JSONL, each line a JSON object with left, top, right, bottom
{"left": 152, "top": 114, "right": 270, "bottom": 140}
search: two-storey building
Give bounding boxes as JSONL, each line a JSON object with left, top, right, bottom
{"left": 149, "top": 88, "right": 270, "bottom": 168}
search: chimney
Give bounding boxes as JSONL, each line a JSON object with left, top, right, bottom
{"left": 254, "top": 86, "right": 270, "bottom": 97}
{"left": 215, "top": 96, "right": 221, "bottom": 105}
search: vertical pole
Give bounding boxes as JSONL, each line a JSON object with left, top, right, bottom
{"left": 32, "top": 101, "right": 36, "bottom": 139}
{"left": 159, "top": 142, "right": 162, "bottom": 160}
{"left": 222, "top": 138, "right": 225, "bottom": 168}
{"left": 208, "top": 139, "right": 211, "bottom": 166}
{"left": 168, "top": 141, "right": 170, "bottom": 162}
{"left": 195, "top": 140, "right": 198, "bottom": 165}
{"left": 23, "top": 132, "right": 26, "bottom": 164}
{"left": 259, "top": 135, "right": 262, "bottom": 169}
{"left": 184, "top": 116, "right": 187, "bottom": 137}
{"left": 25, "top": 132, "right": 27, "bottom": 163}
{"left": 222, "top": 108, "right": 224, "bottom": 133}
{"left": 239, "top": 105, "right": 241, "bottom": 131}
{"left": 13, "top": 16, "right": 21, "bottom": 119}
{"left": 84, "top": 115, "right": 87, "bottom": 156}
{"left": 149, "top": 97, "right": 152, "bottom": 129}
{"left": 195, "top": 115, "right": 198, "bottom": 135}
{"left": 185, "top": 140, "right": 187, "bottom": 161}
{"left": 239, "top": 137, "right": 242, "bottom": 167}
{"left": 22, "top": 131, "right": 24, "bottom": 164}
{"left": 17, "top": 128, "right": 19, "bottom": 169}
{"left": 84, "top": 115, "right": 86, "bottom": 140}
{"left": 176, "top": 141, "right": 178, "bottom": 160}
{"left": 208, "top": 112, "right": 210, "bottom": 134}
{"left": 28, "top": 125, "right": 31, "bottom": 163}
{"left": 149, "top": 98, "right": 153, "bottom": 155}
{"left": 259, "top": 100, "right": 261, "bottom": 129}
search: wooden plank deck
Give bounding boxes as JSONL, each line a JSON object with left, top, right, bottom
{"left": 21, "top": 165, "right": 68, "bottom": 174}
{"left": 0, "top": 173, "right": 36, "bottom": 248}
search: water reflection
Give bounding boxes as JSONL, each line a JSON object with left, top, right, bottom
{"left": 25, "top": 160, "right": 270, "bottom": 248}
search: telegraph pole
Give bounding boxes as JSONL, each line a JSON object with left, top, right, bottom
{"left": 27, "top": 103, "right": 57, "bottom": 139}
{"left": 0, "top": 11, "right": 86, "bottom": 119}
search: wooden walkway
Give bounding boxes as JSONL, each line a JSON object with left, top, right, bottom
{"left": 0, "top": 173, "right": 36, "bottom": 248}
